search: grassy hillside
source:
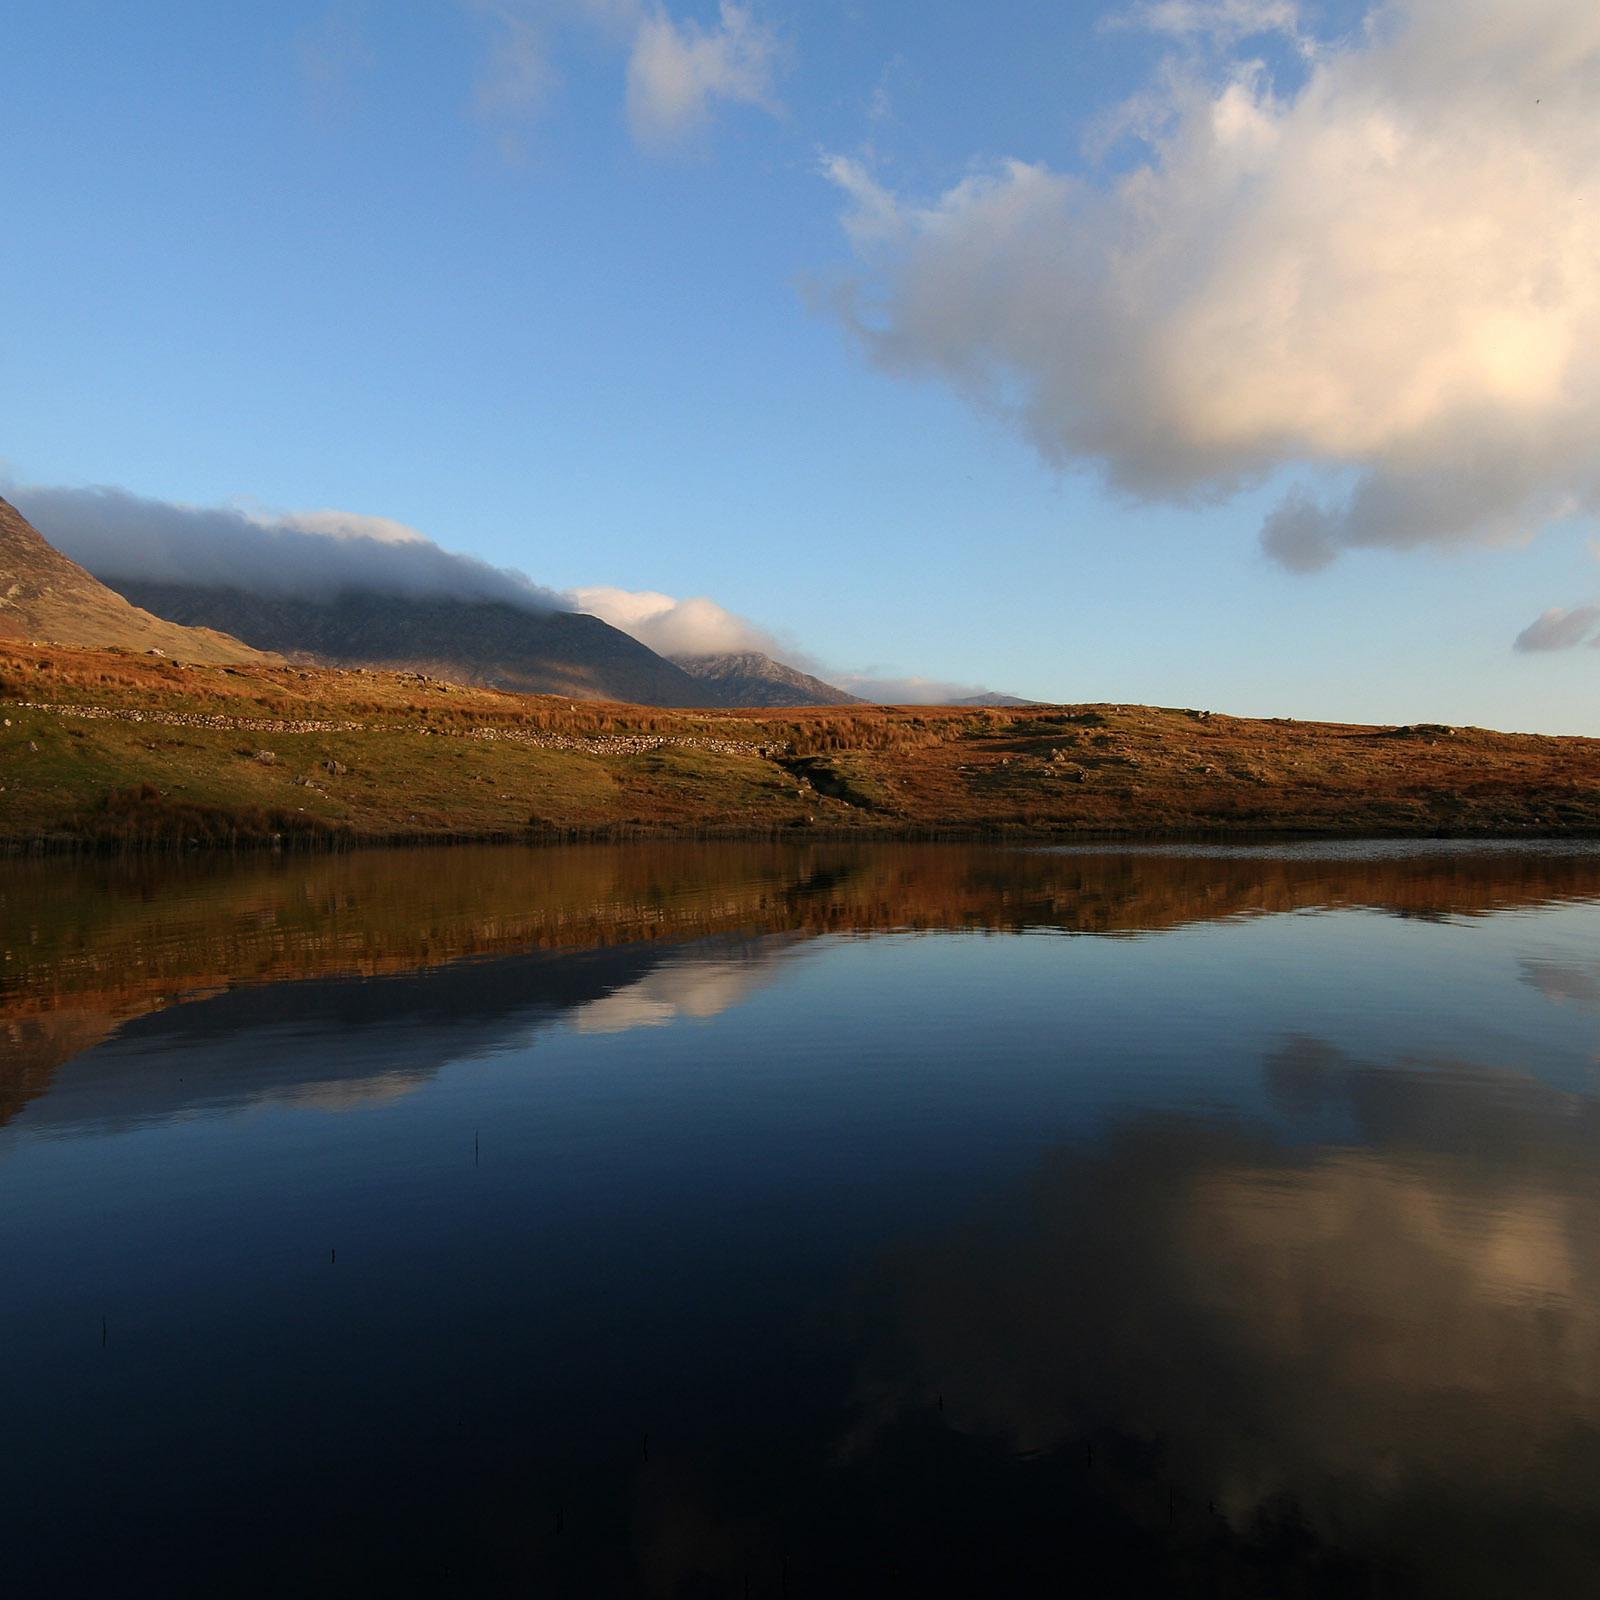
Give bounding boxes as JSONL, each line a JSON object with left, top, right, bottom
{"left": 3, "top": 642, "right": 1599, "bottom": 847}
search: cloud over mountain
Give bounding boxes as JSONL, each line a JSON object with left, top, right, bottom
{"left": 569, "top": 584, "right": 781, "bottom": 656}
{"left": 13, "top": 481, "right": 1018, "bottom": 704}
{"left": 568, "top": 589, "right": 1011, "bottom": 702}
{"left": 826, "top": 0, "right": 1600, "bottom": 572}
{"left": 12, "top": 484, "right": 563, "bottom": 610}
{"left": 831, "top": 673, "right": 1009, "bottom": 706}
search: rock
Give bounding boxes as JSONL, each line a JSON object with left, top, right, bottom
{"left": 323, "top": 758, "right": 348, "bottom": 776}
{"left": 252, "top": 749, "right": 277, "bottom": 765}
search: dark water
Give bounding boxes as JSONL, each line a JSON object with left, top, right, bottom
{"left": 5, "top": 840, "right": 1600, "bottom": 1597}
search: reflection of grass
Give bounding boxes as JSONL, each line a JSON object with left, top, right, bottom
{"left": 4, "top": 642, "right": 1600, "bottom": 847}
{"left": 7, "top": 837, "right": 1600, "bottom": 1126}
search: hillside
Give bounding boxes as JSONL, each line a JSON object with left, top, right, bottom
{"left": 0, "top": 497, "right": 267, "bottom": 665}
{"left": 107, "top": 581, "right": 722, "bottom": 706}
{"left": 4, "top": 641, "right": 1600, "bottom": 848}
{"left": 673, "top": 650, "right": 862, "bottom": 706}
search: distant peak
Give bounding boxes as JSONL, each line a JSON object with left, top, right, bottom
{"left": 670, "top": 650, "right": 863, "bottom": 707}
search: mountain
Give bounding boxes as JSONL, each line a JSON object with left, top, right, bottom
{"left": 103, "top": 582, "right": 723, "bottom": 705}
{"left": 953, "top": 692, "right": 1038, "bottom": 707}
{"left": 0, "top": 497, "right": 266, "bottom": 664}
{"left": 672, "top": 650, "right": 863, "bottom": 707}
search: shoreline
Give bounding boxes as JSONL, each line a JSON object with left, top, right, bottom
{"left": 8, "top": 818, "right": 1600, "bottom": 858}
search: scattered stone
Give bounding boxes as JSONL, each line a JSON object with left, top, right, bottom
{"left": 253, "top": 749, "right": 277, "bottom": 765}
{"left": 3, "top": 702, "right": 775, "bottom": 757}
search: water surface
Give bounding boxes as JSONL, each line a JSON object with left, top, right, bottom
{"left": 4, "top": 841, "right": 1600, "bottom": 1596}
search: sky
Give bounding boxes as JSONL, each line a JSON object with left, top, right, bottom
{"left": 4, "top": 0, "right": 1599, "bottom": 728}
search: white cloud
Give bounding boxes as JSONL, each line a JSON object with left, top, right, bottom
{"left": 1109, "top": 0, "right": 1307, "bottom": 48}
{"left": 626, "top": 2, "right": 778, "bottom": 146}
{"left": 272, "top": 509, "right": 430, "bottom": 545}
{"left": 570, "top": 940, "right": 797, "bottom": 1033}
{"left": 823, "top": 154, "right": 904, "bottom": 246}
{"left": 826, "top": 0, "right": 1600, "bottom": 572}
{"left": 832, "top": 673, "right": 1007, "bottom": 705}
{"left": 467, "top": 0, "right": 555, "bottom": 135}
{"left": 1513, "top": 605, "right": 1600, "bottom": 653}
{"left": 569, "top": 584, "right": 779, "bottom": 656}
{"left": 463, "top": 1, "right": 778, "bottom": 152}
{"left": 568, "top": 589, "right": 1020, "bottom": 696}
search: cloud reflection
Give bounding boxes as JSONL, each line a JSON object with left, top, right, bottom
{"left": 851, "top": 1038, "right": 1600, "bottom": 1597}
{"left": 569, "top": 936, "right": 801, "bottom": 1034}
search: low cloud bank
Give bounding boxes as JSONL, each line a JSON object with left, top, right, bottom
{"left": 14, "top": 484, "right": 563, "bottom": 610}
{"left": 832, "top": 673, "right": 1007, "bottom": 706}
{"left": 826, "top": 0, "right": 1600, "bottom": 574}
{"left": 14, "top": 480, "right": 1012, "bottom": 698}
{"left": 570, "top": 589, "right": 1012, "bottom": 701}
{"left": 568, "top": 584, "right": 781, "bottom": 658}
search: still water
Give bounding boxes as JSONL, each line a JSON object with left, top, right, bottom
{"left": 4, "top": 840, "right": 1600, "bottom": 1596}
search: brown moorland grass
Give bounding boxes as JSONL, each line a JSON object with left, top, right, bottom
{"left": 3, "top": 641, "right": 1599, "bottom": 848}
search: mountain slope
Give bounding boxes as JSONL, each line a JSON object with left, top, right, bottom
{"left": 107, "top": 581, "right": 722, "bottom": 705}
{"left": 672, "top": 651, "right": 863, "bottom": 707}
{"left": 954, "top": 692, "right": 1037, "bottom": 707}
{"left": 0, "top": 497, "right": 266, "bottom": 664}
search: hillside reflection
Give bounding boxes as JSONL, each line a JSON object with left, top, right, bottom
{"left": 6, "top": 839, "right": 1600, "bottom": 1129}
{"left": 10, "top": 935, "right": 804, "bottom": 1135}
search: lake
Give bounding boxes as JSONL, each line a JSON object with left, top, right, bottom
{"left": 4, "top": 839, "right": 1600, "bottom": 1597}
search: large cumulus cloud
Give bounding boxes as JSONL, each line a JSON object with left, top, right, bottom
{"left": 825, "top": 0, "right": 1600, "bottom": 573}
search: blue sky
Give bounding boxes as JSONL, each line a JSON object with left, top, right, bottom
{"left": 4, "top": 1, "right": 1598, "bottom": 728}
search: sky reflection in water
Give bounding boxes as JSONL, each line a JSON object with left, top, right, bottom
{"left": 3, "top": 842, "right": 1600, "bottom": 1597}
